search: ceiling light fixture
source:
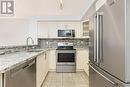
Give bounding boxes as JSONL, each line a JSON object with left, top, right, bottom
{"left": 60, "top": 0, "right": 63, "bottom": 10}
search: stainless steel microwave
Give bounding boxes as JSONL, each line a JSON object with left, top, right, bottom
{"left": 58, "top": 30, "right": 75, "bottom": 37}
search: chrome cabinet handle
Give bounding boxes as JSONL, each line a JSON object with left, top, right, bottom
{"left": 89, "top": 64, "right": 118, "bottom": 86}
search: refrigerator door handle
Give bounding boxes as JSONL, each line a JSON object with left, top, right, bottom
{"left": 99, "top": 13, "right": 104, "bottom": 63}
{"left": 94, "top": 15, "right": 97, "bottom": 62}
{"left": 96, "top": 12, "right": 100, "bottom": 64}
{"left": 89, "top": 64, "right": 118, "bottom": 86}
{"left": 96, "top": 12, "right": 104, "bottom": 64}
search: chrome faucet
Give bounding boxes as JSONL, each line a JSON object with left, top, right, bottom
{"left": 26, "top": 37, "right": 34, "bottom": 51}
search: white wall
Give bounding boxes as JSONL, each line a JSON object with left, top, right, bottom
{"left": 34, "top": 0, "right": 90, "bottom": 18}
{"left": 28, "top": 19, "right": 38, "bottom": 45}
{"left": 81, "top": 0, "right": 97, "bottom": 21}
{"left": 0, "top": 19, "right": 30, "bottom": 46}
{"left": 0, "top": 0, "right": 35, "bottom": 19}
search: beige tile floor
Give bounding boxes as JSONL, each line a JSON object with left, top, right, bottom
{"left": 42, "top": 71, "right": 89, "bottom": 87}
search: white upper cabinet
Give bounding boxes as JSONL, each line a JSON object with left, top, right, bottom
{"left": 37, "top": 22, "right": 49, "bottom": 38}
{"left": 37, "top": 22, "right": 82, "bottom": 38}
{"left": 48, "top": 23, "right": 58, "bottom": 38}
{"left": 81, "top": 20, "right": 90, "bottom": 38}
{"left": 74, "top": 22, "right": 82, "bottom": 38}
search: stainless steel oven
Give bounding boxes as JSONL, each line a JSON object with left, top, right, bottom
{"left": 57, "top": 50, "right": 76, "bottom": 63}
{"left": 56, "top": 49, "right": 76, "bottom": 73}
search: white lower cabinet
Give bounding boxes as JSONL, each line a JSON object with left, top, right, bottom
{"left": 76, "top": 49, "right": 89, "bottom": 75}
{"left": 36, "top": 49, "right": 88, "bottom": 87}
{"left": 36, "top": 51, "right": 49, "bottom": 87}
{"left": 48, "top": 50, "right": 56, "bottom": 70}
{"left": 0, "top": 74, "right": 2, "bottom": 87}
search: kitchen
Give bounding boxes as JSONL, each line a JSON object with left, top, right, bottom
{"left": 0, "top": 0, "right": 130, "bottom": 87}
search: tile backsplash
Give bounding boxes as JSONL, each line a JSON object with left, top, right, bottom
{"left": 0, "top": 38, "right": 89, "bottom": 54}
{"left": 38, "top": 38, "right": 89, "bottom": 49}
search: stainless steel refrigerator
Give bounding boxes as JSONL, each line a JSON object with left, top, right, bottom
{"left": 89, "top": 0, "right": 130, "bottom": 87}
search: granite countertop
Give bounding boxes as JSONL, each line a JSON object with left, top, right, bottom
{"left": 0, "top": 49, "right": 49, "bottom": 73}
{"left": 0, "top": 48, "right": 86, "bottom": 73}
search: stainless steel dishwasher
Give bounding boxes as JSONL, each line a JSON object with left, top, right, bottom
{"left": 2, "top": 59, "right": 36, "bottom": 87}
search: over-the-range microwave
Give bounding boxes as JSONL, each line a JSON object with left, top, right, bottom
{"left": 58, "top": 30, "right": 75, "bottom": 37}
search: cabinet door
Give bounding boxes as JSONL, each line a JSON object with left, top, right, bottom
{"left": 77, "top": 50, "right": 84, "bottom": 70}
{"left": 57, "top": 22, "right": 76, "bottom": 29}
{"left": 82, "top": 21, "right": 90, "bottom": 37}
{"left": 0, "top": 74, "right": 2, "bottom": 87}
{"left": 37, "top": 22, "right": 49, "bottom": 38}
{"left": 48, "top": 50, "right": 56, "bottom": 70}
{"left": 76, "top": 49, "right": 89, "bottom": 75}
{"left": 44, "top": 52, "right": 49, "bottom": 75}
{"left": 66, "top": 22, "right": 81, "bottom": 38}
{"left": 83, "top": 49, "right": 89, "bottom": 75}
{"left": 49, "top": 23, "right": 58, "bottom": 38}
{"left": 74, "top": 22, "right": 82, "bottom": 38}
{"left": 36, "top": 53, "right": 45, "bottom": 87}
{"left": 46, "top": 51, "right": 49, "bottom": 71}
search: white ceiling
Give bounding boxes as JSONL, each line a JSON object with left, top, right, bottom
{"left": 0, "top": 0, "right": 95, "bottom": 20}
{"left": 33, "top": 0, "right": 95, "bottom": 20}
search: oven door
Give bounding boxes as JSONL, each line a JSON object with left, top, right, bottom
{"left": 56, "top": 50, "right": 76, "bottom": 65}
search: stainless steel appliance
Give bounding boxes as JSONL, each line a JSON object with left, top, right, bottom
{"left": 56, "top": 42, "right": 76, "bottom": 73}
{"left": 89, "top": 0, "right": 130, "bottom": 87}
{"left": 3, "top": 59, "right": 36, "bottom": 87}
{"left": 58, "top": 30, "right": 75, "bottom": 37}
